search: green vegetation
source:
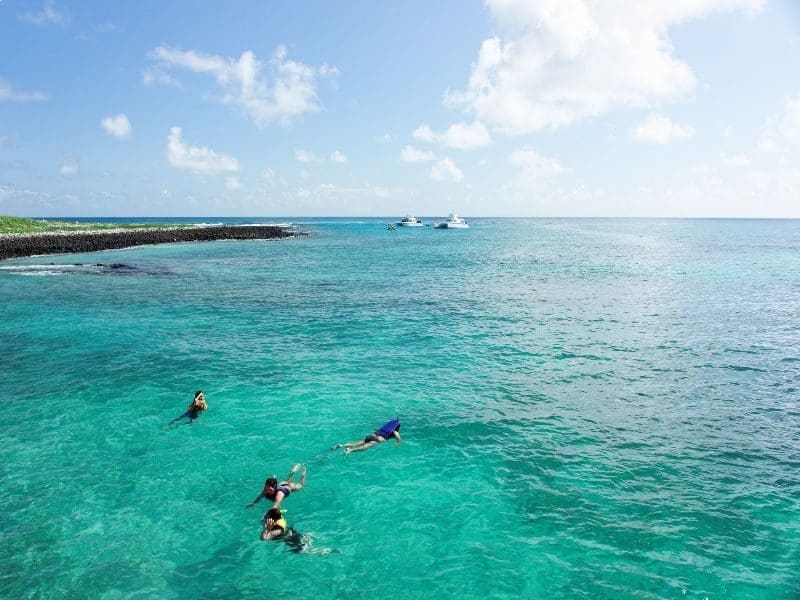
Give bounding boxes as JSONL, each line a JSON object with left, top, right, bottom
{"left": 0, "top": 216, "right": 183, "bottom": 234}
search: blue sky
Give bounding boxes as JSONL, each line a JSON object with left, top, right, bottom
{"left": 1, "top": 0, "right": 799, "bottom": 217}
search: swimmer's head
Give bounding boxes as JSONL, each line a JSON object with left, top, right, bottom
{"left": 194, "top": 390, "right": 203, "bottom": 399}
{"left": 265, "top": 508, "right": 282, "bottom": 522}
{"left": 263, "top": 477, "right": 278, "bottom": 496}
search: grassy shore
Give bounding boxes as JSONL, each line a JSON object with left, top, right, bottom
{"left": 0, "top": 216, "right": 182, "bottom": 235}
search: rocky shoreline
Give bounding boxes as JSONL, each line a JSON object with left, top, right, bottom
{"left": 0, "top": 225, "right": 301, "bottom": 261}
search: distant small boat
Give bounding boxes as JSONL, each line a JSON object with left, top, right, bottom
{"left": 434, "top": 213, "right": 469, "bottom": 229}
{"left": 396, "top": 216, "right": 424, "bottom": 227}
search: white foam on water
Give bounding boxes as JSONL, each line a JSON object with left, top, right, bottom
{"left": 239, "top": 222, "right": 295, "bottom": 228}
{"left": 0, "top": 263, "right": 103, "bottom": 276}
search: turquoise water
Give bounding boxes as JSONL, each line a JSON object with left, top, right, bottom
{"left": 2, "top": 218, "right": 799, "bottom": 599}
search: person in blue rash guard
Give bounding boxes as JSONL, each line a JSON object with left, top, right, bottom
{"left": 331, "top": 419, "right": 402, "bottom": 455}
{"left": 246, "top": 464, "right": 306, "bottom": 510}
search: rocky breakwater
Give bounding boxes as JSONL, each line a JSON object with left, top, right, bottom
{"left": 0, "top": 225, "right": 301, "bottom": 261}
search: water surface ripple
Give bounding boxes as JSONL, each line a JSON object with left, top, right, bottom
{"left": 2, "top": 218, "right": 799, "bottom": 598}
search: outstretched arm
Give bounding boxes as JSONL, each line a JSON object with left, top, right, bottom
{"left": 246, "top": 492, "right": 265, "bottom": 509}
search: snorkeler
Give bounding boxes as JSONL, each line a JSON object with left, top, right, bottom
{"left": 261, "top": 508, "right": 288, "bottom": 541}
{"left": 246, "top": 463, "right": 306, "bottom": 510}
{"left": 261, "top": 508, "right": 322, "bottom": 553}
{"left": 260, "top": 508, "right": 334, "bottom": 554}
{"left": 168, "top": 390, "right": 207, "bottom": 425}
{"left": 331, "top": 418, "right": 401, "bottom": 455}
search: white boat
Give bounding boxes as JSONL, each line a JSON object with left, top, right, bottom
{"left": 396, "top": 215, "right": 424, "bottom": 227}
{"left": 434, "top": 213, "right": 469, "bottom": 229}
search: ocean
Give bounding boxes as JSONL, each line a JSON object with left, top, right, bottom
{"left": 1, "top": 218, "right": 799, "bottom": 599}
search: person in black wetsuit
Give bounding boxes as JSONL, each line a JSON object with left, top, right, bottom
{"left": 168, "top": 390, "right": 207, "bottom": 425}
{"left": 246, "top": 464, "right": 306, "bottom": 510}
{"left": 331, "top": 419, "right": 401, "bottom": 455}
{"left": 261, "top": 508, "right": 289, "bottom": 541}
{"left": 261, "top": 508, "right": 316, "bottom": 553}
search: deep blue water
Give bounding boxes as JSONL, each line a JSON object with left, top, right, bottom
{"left": 1, "top": 218, "right": 799, "bottom": 598}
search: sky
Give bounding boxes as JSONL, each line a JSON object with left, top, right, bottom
{"left": 1, "top": 0, "right": 799, "bottom": 217}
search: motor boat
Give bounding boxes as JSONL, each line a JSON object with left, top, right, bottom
{"left": 434, "top": 213, "right": 469, "bottom": 229}
{"left": 396, "top": 215, "right": 424, "bottom": 227}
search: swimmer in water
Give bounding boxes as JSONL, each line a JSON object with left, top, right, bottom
{"left": 261, "top": 508, "right": 288, "bottom": 541}
{"left": 168, "top": 390, "right": 207, "bottom": 425}
{"left": 246, "top": 463, "right": 306, "bottom": 510}
{"left": 331, "top": 419, "right": 401, "bottom": 455}
{"left": 260, "top": 508, "right": 334, "bottom": 555}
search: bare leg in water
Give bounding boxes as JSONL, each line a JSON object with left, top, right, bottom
{"left": 167, "top": 409, "right": 199, "bottom": 426}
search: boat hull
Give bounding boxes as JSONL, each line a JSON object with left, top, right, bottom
{"left": 435, "top": 212, "right": 468, "bottom": 229}
{"left": 435, "top": 222, "right": 469, "bottom": 229}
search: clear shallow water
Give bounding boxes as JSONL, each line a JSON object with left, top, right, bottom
{"left": 2, "top": 218, "right": 799, "bottom": 599}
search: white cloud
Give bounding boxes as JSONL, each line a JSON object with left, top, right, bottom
{"left": 19, "top": 0, "right": 70, "bottom": 26}
{"left": 225, "top": 176, "right": 242, "bottom": 190}
{"left": 0, "top": 78, "right": 48, "bottom": 102}
{"left": 141, "top": 69, "right": 182, "bottom": 88}
{"left": 779, "top": 95, "right": 800, "bottom": 142}
{"left": 633, "top": 113, "right": 695, "bottom": 143}
{"left": 295, "top": 149, "right": 317, "bottom": 162}
{"left": 440, "top": 121, "right": 492, "bottom": 150}
{"left": 412, "top": 124, "right": 435, "bottom": 142}
{"left": 446, "top": 0, "right": 764, "bottom": 135}
{"left": 759, "top": 94, "right": 800, "bottom": 153}
{"left": 263, "top": 168, "right": 288, "bottom": 186}
{"left": 166, "top": 126, "right": 240, "bottom": 175}
{"left": 721, "top": 154, "right": 751, "bottom": 168}
{"left": 401, "top": 145, "right": 436, "bottom": 162}
{"left": 93, "top": 22, "right": 119, "bottom": 33}
{"left": 639, "top": 163, "right": 800, "bottom": 217}
{"left": 509, "top": 148, "right": 565, "bottom": 178}
{"left": 0, "top": 184, "right": 54, "bottom": 212}
{"left": 287, "top": 182, "right": 402, "bottom": 206}
{"left": 502, "top": 149, "right": 566, "bottom": 200}
{"left": 374, "top": 133, "right": 392, "bottom": 144}
{"left": 330, "top": 150, "right": 348, "bottom": 163}
{"left": 411, "top": 121, "right": 491, "bottom": 150}
{"left": 430, "top": 158, "right": 464, "bottom": 182}
{"left": 758, "top": 138, "right": 778, "bottom": 154}
{"left": 60, "top": 159, "right": 78, "bottom": 176}
{"left": 148, "top": 45, "right": 338, "bottom": 126}
{"left": 100, "top": 113, "right": 132, "bottom": 139}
